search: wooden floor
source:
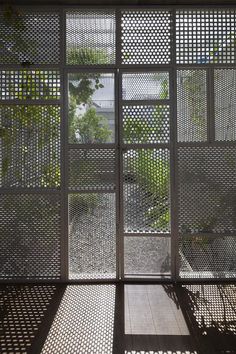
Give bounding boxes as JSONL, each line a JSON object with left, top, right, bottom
{"left": 0, "top": 283, "right": 235, "bottom": 354}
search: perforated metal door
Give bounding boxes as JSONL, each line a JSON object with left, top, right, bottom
{"left": 120, "top": 71, "right": 172, "bottom": 279}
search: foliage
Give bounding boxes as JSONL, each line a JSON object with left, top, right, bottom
{"left": 1, "top": 105, "right": 60, "bottom": 187}
{"left": 67, "top": 47, "right": 109, "bottom": 65}
{"left": 183, "top": 71, "right": 206, "bottom": 139}
{"left": 1, "top": 5, "right": 35, "bottom": 64}
{"left": 69, "top": 73, "right": 104, "bottom": 106}
{"left": 159, "top": 78, "right": 169, "bottom": 99}
{"left": 123, "top": 106, "right": 168, "bottom": 144}
{"left": 130, "top": 150, "right": 170, "bottom": 231}
{"left": 70, "top": 107, "right": 112, "bottom": 144}
{"left": 68, "top": 49, "right": 112, "bottom": 144}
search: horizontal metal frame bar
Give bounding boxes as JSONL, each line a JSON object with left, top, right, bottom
{"left": 178, "top": 276, "right": 236, "bottom": 282}
{"left": 0, "top": 66, "right": 61, "bottom": 71}
{"left": 119, "top": 63, "right": 173, "bottom": 69}
{"left": 124, "top": 275, "right": 172, "bottom": 280}
{"left": 176, "top": 65, "right": 236, "bottom": 70}
{"left": 0, "top": 188, "right": 61, "bottom": 194}
{"left": 0, "top": 62, "right": 234, "bottom": 70}
{"left": 65, "top": 67, "right": 117, "bottom": 73}
{"left": 177, "top": 141, "right": 236, "bottom": 147}
{"left": 0, "top": 64, "right": 61, "bottom": 69}
{"left": 68, "top": 143, "right": 116, "bottom": 149}
{"left": 124, "top": 273, "right": 171, "bottom": 276}
{"left": 124, "top": 233, "right": 171, "bottom": 238}
{"left": 0, "top": 99, "right": 61, "bottom": 105}
{"left": 121, "top": 100, "right": 170, "bottom": 106}
{"left": 180, "top": 233, "right": 236, "bottom": 238}
{"left": 68, "top": 188, "right": 116, "bottom": 193}
{"left": 121, "top": 143, "right": 170, "bottom": 149}
{"left": 120, "top": 67, "right": 172, "bottom": 73}
{"left": 176, "top": 64, "right": 236, "bottom": 69}
{"left": 3, "top": 5, "right": 236, "bottom": 10}
{"left": 61, "top": 61, "right": 173, "bottom": 71}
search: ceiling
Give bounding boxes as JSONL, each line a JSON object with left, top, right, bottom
{"left": 3, "top": 0, "right": 236, "bottom": 6}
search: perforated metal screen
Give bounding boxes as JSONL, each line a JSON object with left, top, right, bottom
{"left": 123, "top": 148, "right": 170, "bottom": 234}
{"left": 178, "top": 146, "right": 236, "bottom": 279}
{"left": 69, "top": 193, "right": 116, "bottom": 279}
{"left": 214, "top": 69, "right": 236, "bottom": 141}
{"left": 121, "top": 10, "right": 172, "bottom": 64}
{"left": 0, "top": 70, "right": 61, "bottom": 100}
{"left": 176, "top": 9, "right": 236, "bottom": 64}
{"left": 69, "top": 148, "right": 116, "bottom": 191}
{"left": 0, "top": 8, "right": 62, "bottom": 281}
{"left": 0, "top": 9, "right": 60, "bottom": 65}
{"left": 0, "top": 194, "right": 61, "bottom": 280}
{"left": 66, "top": 10, "right": 116, "bottom": 65}
{"left": 0, "top": 7, "right": 236, "bottom": 282}
{"left": 177, "top": 70, "right": 207, "bottom": 142}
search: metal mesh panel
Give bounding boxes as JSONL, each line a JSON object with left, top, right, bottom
{"left": 176, "top": 9, "right": 236, "bottom": 64}
{"left": 183, "top": 284, "right": 236, "bottom": 335}
{"left": 66, "top": 10, "right": 116, "bottom": 65}
{"left": 0, "top": 105, "right": 61, "bottom": 188}
{"left": 122, "top": 72, "right": 169, "bottom": 100}
{"left": 124, "top": 237, "right": 171, "bottom": 275}
{"left": 68, "top": 72, "right": 115, "bottom": 144}
{"left": 0, "top": 70, "right": 60, "bottom": 100}
{"left": 69, "top": 149, "right": 115, "bottom": 191}
{"left": 178, "top": 146, "right": 236, "bottom": 235}
{"left": 121, "top": 10, "right": 172, "bottom": 64}
{"left": 42, "top": 285, "right": 115, "bottom": 354}
{"left": 0, "top": 285, "right": 59, "bottom": 353}
{"left": 214, "top": 69, "right": 236, "bottom": 141}
{"left": 180, "top": 236, "right": 236, "bottom": 279}
{"left": 0, "top": 194, "right": 61, "bottom": 280}
{"left": 177, "top": 70, "right": 207, "bottom": 142}
{"left": 123, "top": 148, "right": 170, "bottom": 233}
{"left": 69, "top": 193, "right": 116, "bottom": 279}
{"left": 123, "top": 105, "right": 170, "bottom": 144}
{"left": 0, "top": 10, "right": 60, "bottom": 65}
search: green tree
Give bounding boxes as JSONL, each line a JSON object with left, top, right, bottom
{"left": 71, "top": 107, "right": 112, "bottom": 144}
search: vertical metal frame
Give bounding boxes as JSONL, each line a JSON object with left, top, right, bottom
{"left": 61, "top": 8, "right": 68, "bottom": 282}
{"left": 118, "top": 68, "right": 124, "bottom": 280}
{"left": 115, "top": 9, "right": 122, "bottom": 281}
{"left": 170, "top": 8, "right": 178, "bottom": 282}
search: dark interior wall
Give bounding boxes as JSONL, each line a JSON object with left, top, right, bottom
{"left": 2, "top": 0, "right": 236, "bottom": 6}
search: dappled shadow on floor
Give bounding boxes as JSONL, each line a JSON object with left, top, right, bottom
{"left": 41, "top": 284, "right": 117, "bottom": 354}
{"left": 179, "top": 284, "right": 236, "bottom": 354}
{"left": 124, "top": 283, "right": 236, "bottom": 354}
{"left": 0, "top": 284, "right": 65, "bottom": 354}
{"left": 0, "top": 283, "right": 235, "bottom": 354}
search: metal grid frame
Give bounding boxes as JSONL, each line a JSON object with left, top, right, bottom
{"left": 0, "top": 5, "right": 235, "bottom": 283}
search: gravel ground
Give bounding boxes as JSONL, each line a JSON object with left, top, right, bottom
{"left": 69, "top": 184, "right": 171, "bottom": 278}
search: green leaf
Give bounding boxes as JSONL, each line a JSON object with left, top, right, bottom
{"left": 2, "top": 157, "right": 10, "bottom": 177}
